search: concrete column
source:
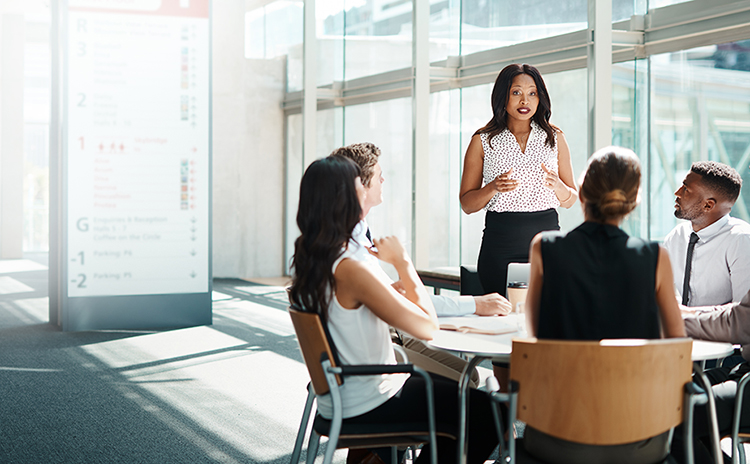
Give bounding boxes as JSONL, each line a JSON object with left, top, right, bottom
{"left": 0, "top": 14, "right": 25, "bottom": 259}
{"left": 587, "top": 0, "right": 612, "bottom": 153}
{"left": 212, "top": 0, "right": 285, "bottom": 278}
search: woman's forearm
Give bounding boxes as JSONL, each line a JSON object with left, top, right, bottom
{"left": 460, "top": 185, "right": 496, "bottom": 214}
{"left": 392, "top": 260, "right": 438, "bottom": 322}
{"left": 556, "top": 185, "right": 578, "bottom": 208}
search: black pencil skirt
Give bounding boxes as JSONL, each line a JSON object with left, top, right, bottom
{"left": 477, "top": 208, "right": 559, "bottom": 296}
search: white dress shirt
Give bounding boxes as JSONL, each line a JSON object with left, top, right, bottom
{"left": 664, "top": 214, "right": 750, "bottom": 306}
{"left": 351, "top": 220, "right": 475, "bottom": 316}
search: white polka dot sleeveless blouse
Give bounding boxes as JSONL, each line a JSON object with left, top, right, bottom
{"left": 481, "top": 120, "right": 560, "bottom": 212}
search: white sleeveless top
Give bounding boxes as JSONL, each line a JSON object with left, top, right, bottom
{"left": 481, "top": 121, "right": 560, "bottom": 212}
{"left": 315, "top": 243, "right": 409, "bottom": 419}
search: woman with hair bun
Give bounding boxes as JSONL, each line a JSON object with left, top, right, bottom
{"left": 525, "top": 146, "right": 685, "bottom": 340}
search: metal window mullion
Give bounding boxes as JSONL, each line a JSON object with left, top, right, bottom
{"left": 588, "top": 0, "right": 612, "bottom": 154}
{"left": 412, "top": 0, "right": 429, "bottom": 269}
{"left": 302, "top": 0, "right": 317, "bottom": 167}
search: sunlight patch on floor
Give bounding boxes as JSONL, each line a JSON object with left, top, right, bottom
{"left": 0, "top": 259, "right": 47, "bottom": 273}
{"left": 0, "top": 276, "right": 34, "bottom": 294}
{"left": 213, "top": 299, "right": 295, "bottom": 336}
{"left": 80, "top": 324, "right": 310, "bottom": 462}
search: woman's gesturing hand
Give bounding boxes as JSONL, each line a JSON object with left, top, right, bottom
{"left": 367, "top": 236, "right": 410, "bottom": 267}
{"left": 489, "top": 168, "right": 519, "bottom": 193}
{"left": 541, "top": 162, "right": 567, "bottom": 191}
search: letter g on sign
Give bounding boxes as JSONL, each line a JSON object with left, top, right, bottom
{"left": 77, "top": 217, "right": 89, "bottom": 232}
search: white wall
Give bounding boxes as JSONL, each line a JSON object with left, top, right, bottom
{"left": 0, "top": 14, "right": 25, "bottom": 258}
{"left": 212, "top": 0, "right": 285, "bottom": 278}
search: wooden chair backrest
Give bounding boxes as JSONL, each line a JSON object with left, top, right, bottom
{"left": 510, "top": 337, "right": 692, "bottom": 445}
{"left": 289, "top": 306, "right": 342, "bottom": 396}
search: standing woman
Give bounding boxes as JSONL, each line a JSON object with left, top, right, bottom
{"left": 459, "top": 63, "right": 577, "bottom": 296}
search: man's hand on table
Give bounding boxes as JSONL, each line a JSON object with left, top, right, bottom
{"left": 474, "top": 293, "right": 512, "bottom": 316}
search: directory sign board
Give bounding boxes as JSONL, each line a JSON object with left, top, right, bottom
{"left": 51, "top": 0, "right": 212, "bottom": 330}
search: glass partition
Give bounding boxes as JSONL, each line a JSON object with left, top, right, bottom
{"left": 317, "top": 1, "right": 345, "bottom": 86}
{"left": 649, "top": 41, "right": 750, "bottom": 240}
{"left": 613, "top": 59, "right": 650, "bottom": 238}
{"left": 459, "top": 83, "right": 493, "bottom": 266}
{"left": 427, "top": 89, "right": 462, "bottom": 268}
{"left": 317, "top": 107, "right": 344, "bottom": 158}
{"left": 341, "top": 2, "right": 413, "bottom": 81}
{"left": 344, "top": 98, "right": 413, "bottom": 251}
{"left": 429, "top": 0, "right": 460, "bottom": 63}
{"left": 244, "top": 1, "right": 304, "bottom": 91}
{"left": 543, "top": 68, "right": 588, "bottom": 232}
{"left": 459, "top": 0, "right": 587, "bottom": 55}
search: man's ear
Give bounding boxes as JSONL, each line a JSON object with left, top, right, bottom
{"left": 704, "top": 197, "right": 716, "bottom": 211}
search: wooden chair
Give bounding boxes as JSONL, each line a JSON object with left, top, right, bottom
{"left": 288, "top": 305, "right": 439, "bottom": 464}
{"left": 485, "top": 338, "right": 710, "bottom": 464}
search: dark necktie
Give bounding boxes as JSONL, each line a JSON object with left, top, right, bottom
{"left": 681, "top": 232, "right": 700, "bottom": 305}
{"left": 365, "top": 228, "right": 372, "bottom": 245}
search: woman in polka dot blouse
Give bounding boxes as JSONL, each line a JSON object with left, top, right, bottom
{"left": 459, "top": 63, "right": 578, "bottom": 296}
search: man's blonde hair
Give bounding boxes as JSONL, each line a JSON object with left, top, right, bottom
{"left": 329, "top": 143, "right": 381, "bottom": 187}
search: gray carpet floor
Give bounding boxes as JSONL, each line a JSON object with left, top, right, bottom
{"left": 0, "top": 254, "right": 328, "bottom": 464}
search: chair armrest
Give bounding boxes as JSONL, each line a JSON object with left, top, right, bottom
{"left": 322, "top": 362, "right": 438, "bottom": 464}
{"left": 393, "top": 344, "right": 410, "bottom": 364}
{"left": 331, "top": 364, "right": 418, "bottom": 376}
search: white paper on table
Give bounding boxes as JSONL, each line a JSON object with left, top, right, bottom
{"left": 438, "top": 316, "right": 517, "bottom": 335}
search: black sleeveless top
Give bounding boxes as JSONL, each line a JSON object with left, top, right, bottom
{"left": 536, "top": 222, "right": 661, "bottom": 340}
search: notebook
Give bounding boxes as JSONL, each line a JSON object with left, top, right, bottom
{"left": 438, "top": 316, "right": 517, "bottom": 335}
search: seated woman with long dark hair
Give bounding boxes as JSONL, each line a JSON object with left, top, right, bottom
{"left": 523, "top": 146, "right": 686, "bottom": 463}
{"left": 289, "top": 155, "right": 498, "bottom": 464}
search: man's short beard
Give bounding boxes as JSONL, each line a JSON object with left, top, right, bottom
{"left": 674, "top": 204, "right": 703, "bottom": 221}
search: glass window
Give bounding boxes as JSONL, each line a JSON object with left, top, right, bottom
{"left": 344, "top": 98, "right": 413, "bottom": 275}
{"left": 613, "top": 59, "right": 649, "bottom": 238}
{"left": 459, "top": 83, "right": 493, "bottom": 267}
{"left": 317, "top": 1, "right": 345, "bottom": 86}
{"left": 341, "top": 2, "right": 413, "bottom": 81}
{"left": 649, "top": 42, "right": 750, "bottom": 240}
{"left": 427, "top": 89, "right": 461, "bottom": 268}
{"left": 613, "top": 0, "right": 646, "bottom": 22}
{"left": 429, "top": 0, "right": 460, "bottom": 63}
{"left": 544, "top": 68, "right": 588, "bottom": 231}
{"left": 317, "top": 107, "right": 344, "bottom": 158}
{"left": 460, "top": 0, "right": 587, "bottom": 55}
{"left": 649, "top": 0, "right": 692, "bottom": 9}
{"left": 245, "top": 1, "right": 304, "bottom": 91}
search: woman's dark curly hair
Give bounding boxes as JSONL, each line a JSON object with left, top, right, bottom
{"left": 475, "top": 63, "right": 555, "bottom": 148}
{"left": 289, "top": 155, "right": 362, "bottom": 319}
